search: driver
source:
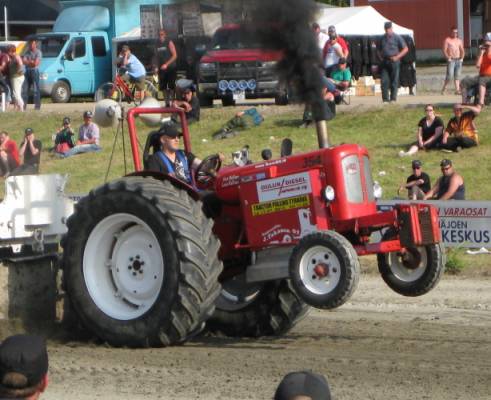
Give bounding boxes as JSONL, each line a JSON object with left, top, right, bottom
{"left": 147, "top": 124, "right": 201, "bottom": 185}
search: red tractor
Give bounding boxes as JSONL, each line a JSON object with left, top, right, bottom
{"left": 62, "top": 108, "right": 445, "bottom": 347}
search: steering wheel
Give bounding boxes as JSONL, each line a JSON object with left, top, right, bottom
{"left": 195, "top": 154, "right": 222, "bottom": 189}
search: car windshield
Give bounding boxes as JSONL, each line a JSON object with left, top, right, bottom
{"left": 29, "top": 35, "right": 69, "bottom": 58}
{"left": 212, "top": 28, "right": 262, "bottom": 50}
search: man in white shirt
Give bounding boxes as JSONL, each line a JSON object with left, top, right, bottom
{"left": 312, "top": 23, "right": 329, "bottom": 53}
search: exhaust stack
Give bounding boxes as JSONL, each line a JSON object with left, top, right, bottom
{"left": 316, "top": 120, "right": 329, "bottom": 149}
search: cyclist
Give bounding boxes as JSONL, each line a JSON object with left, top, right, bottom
{"left": 117, "top": 45, "right": 147, "bottom": 100}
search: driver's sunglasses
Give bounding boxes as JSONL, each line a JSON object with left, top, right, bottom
{"left": 413, "top": 166, "right": 421, "bottom": 170}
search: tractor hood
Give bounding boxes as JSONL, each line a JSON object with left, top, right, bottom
{"left": 201, "top": 49, "right": 283, "bottom": 63}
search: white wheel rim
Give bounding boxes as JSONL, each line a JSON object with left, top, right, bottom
{"left": 385, "top": 247, "right": 427, "bottom": 282}
{"left": 83, "top": 213, "right": 164, "bottom": 320}
{"left": 299, "top": 245, "right": 342, "bottom": 295}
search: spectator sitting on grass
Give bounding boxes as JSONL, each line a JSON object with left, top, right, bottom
{"left": 398, "top": 104, "right": 444, "bottom": 157}
{"left": 171, "top": 86, "right": 200, "bottom": 125}
{"left": 60, "top": 111, "right": 101, "bottom": 158}
{"left": 398, "top": 160, "right": 431, "bottom": 200}
{"left": 0, "top": 131, "right": 20, "bottom": 177}
{"left": 12, "top": 128, "right": 42, "bottom": 175}
{"left": 53, "top": 117, "right": 76, "bottom": 154}
{"left": 441, "top": 103, "right": 481, "bottom": 152}
{"left": 423, "top": 158, "right": 465, "bottom": 200}
{"left": 0, "top": 334, "right": 49, "bottom": 399}
{"left": 326, "top": 57, "right": 351, "bottom": 102}
{"left": 274, "top": 370, "right": 331, "bottom": 400}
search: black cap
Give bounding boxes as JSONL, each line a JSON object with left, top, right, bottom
{"left": 63, "top": 117, "right": 70, "bottom": 124}
{"left": 158, "top": 123, "right": 181, "bottom": 138}
{"left": 24, "top": 128, "right": 33, "bottom": 136}
{"left": 83, "top": 110, "right": 93, "bottom": 118}
{"left": 338, "top": 57, "right": 347, "bottom": 64}
{"left": 440, "top": 159, "right": 452, "bottom": 167}
{"left": 412, "top": 160, "right": 422, "bottom": 169}
{"left": 274, "top": 371, "right": 331, "bottom": 400}
{"left": 0, "top": 335, "right": 48, "bottom": 389}
{"left": 384, "top": 21, "right": 393, "bottom": 29}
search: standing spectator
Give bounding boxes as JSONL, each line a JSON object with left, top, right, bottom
{"left": 441, "top": 27, "right": 465, "bottom": 95}
{"left": 398, "top": 104, "right": 444, "bottom": 156}
{"left": 274, "top": 371, "right": 331, "bottom": 400}
{"left": 7, "top": 45, "right": 25, "bottom": 112}
{"left": 117, "top": 45, "right": 147, "bottom": 100}
{"left": 441, "top": 103, "right": 481, "bottom": 152}
{"left": 327, "top": 26, "right": 349, "bottom": 58}
{"left": 0, "top": 334, "right": 49, "bottom": 400}
{"left": 476, "top": 32, "right": 491, "bottom": 106}
{"left": 312, "top": 23, "right": 329, "bottom": 53}
{"left": 424, "top": 159, "right": 465, "bottom": 200}
{"left": 322, "top": 32, "right": 344, "bottom": 77}
{"left": 398, "top": 160, "right": 431, "bottom": 200}
{"left": 377, "top": 21, "right": 408, "bottom": 103}
{"left": 22, "top": 39, "right": 42, "bottom": 111}
{"left": 0, "top": 131, "right": 20, "bottom": 177}
{"left": 0, "top": 48, "right": 11, "bottom": 105}
{"left": 12, "top": 128, "right": 42, "bottom": 175}
{"left": 153, "top": 28, "right": 178, "bottom": 105}
{"left": 53, "top": 116, "right": 76, "bottom": 154}
{"left": 60, "top": 111, "right": 101, "bottom": 158}
{"left": 171, "top": 86, "right": 200, "bottom": 125}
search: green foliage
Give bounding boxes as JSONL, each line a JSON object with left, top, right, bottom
{"left": 445, "top": 248, "right": 466, "bottom": 275}
{"left": 317, "top": 0, "right": 349, "bottom": 6}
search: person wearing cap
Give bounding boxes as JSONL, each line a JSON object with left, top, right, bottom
{"left": 424, "top": 159, "right": 465, "bottom": 200}
{"left": 171, "top": 85, "right": 200, "bottom": 125}
{"left": 322, "top": 28, "right": 345, "bottom": 77}
{"left": 377, "top": 21, "right": 408, "bottom": 103}
{"left": 53, "top": 117, "right": 76, "bottom": 154}
{"left": 22, "top": 39, "right": 42, "bottom": 111}
{"left": 398, "top": 160, "right": 431, "bottom": 200}
{"left": 153, "top": 28, "right": 178, "bottom": 105}
{"left": 476, "top": 32, "right": 491, "bottom": 106}
{"left": 12, "top": 128, "right": 42, "bottom": 175}
{"left": 274, "top": 371, "right": 331, "bottom": 400}
{"left": 327, "top": 57, "right": 352, "bottom": 93}
{"left": 441, "top": 27, "right": 465, "bottom": 95}
{"left": 148, "top": 124, "right": 201, "bottom": 184}
{"left": 327, "top": 26, "right": 349, "bottom": 58}
{"left": 117, "top": 44, "right": 147, "bottom": 100}
{"left": 0, "top": 131, "right": 20, "bottom": 178}
{"left": 61, "top": 111, "right": 101, "bottom": 158}
{"left": 312, "top": 23, "right": 329, "bottom": 53}
{"left": 7, "top": 45, "right": 25, "bottom": 112}
{"left": 399, "top": 104, "right": 444, "bottom": 157}
{"left": 0, "top": 334, "right": 48, "bottom": 399}
{"left": 441, "top": 103, "right": 481, "bottom": 152}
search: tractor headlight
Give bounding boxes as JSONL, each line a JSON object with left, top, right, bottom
{"left": 323, "top": 185, "right": 335, "bottom": 202}
{"left": 373, "top": 181, "right": 383, "bottom": 199}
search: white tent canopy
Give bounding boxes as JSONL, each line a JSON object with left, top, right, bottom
{"left": 316, "top": 6, "right": 414, "bottom": 38}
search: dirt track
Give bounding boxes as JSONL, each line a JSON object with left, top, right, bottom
{"left": 40, "top": 275, "right": 491, "bottom": 400}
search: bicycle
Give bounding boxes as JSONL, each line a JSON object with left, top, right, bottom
{"left": 94, "top": 72, "right": 158, "bottom": 105}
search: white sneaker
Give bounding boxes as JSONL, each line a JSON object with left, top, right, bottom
{"left": 398, "top": 150, "right": 406, "bottom": 157}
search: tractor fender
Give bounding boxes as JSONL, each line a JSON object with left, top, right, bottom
{"left": 126, "top": 171, "right": 200, "bottom": 201}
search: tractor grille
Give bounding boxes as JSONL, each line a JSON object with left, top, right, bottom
{"left": 418, "top": 208, "right": 435, "bottom": 244}
{"left": 397, "top": 204, "right": 440, "bottom": 247}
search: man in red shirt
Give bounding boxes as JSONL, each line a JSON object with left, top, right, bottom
{"left": 476, "top": 32, "right": 491, "bottom": 105}
{"left": 0, "top": 131, "right": 20, "bottom": 177}
{"left": 328, "top": 26, "right": 349, "bottom": 58}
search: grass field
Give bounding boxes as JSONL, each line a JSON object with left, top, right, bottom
{"left": 1, "top": 102, "right": 490, "bottom": 198}
{"left": 1, "top": 102, "right": 490, "bottom": 273}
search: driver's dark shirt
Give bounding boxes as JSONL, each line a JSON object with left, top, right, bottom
{"left": 148, "top": 150, "right": 195, "bottom": 183}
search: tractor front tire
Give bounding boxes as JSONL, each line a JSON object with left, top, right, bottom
{"left": 62, "top": 177, "right": 222, "bottom": 347}
{"left": 377, "top": 231, "right": 445, "bottom": 297}
{"left": 207, "top": 277, "right": 309, "bottom": 337}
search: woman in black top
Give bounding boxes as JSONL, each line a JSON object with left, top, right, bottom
{"left": 399, "top": 104, "right": 444, "bottom": 156}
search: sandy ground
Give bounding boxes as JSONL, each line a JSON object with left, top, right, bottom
{"left": 39, "top": 275, "right": 491, "bottom": 400}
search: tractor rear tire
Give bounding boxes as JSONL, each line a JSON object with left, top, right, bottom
{"left": 62, "top": 176, "right": 222, "bottom": 347}
{"left": 377, "top": 230, "right": 445, "bottom": 297}
{"left": 207, "top": 277, "right": 309, "bottom": 337}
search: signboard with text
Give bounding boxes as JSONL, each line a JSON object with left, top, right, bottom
{"left": 377, "top": 200, "right": 491, "bottom": 248}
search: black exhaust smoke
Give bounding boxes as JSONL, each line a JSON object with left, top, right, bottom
{"left": 248, "top": 0, "right": 333, "bottom": 134}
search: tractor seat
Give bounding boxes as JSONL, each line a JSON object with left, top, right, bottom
{"left": 142, "top": 131, "right": 162, "bottom": 170}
